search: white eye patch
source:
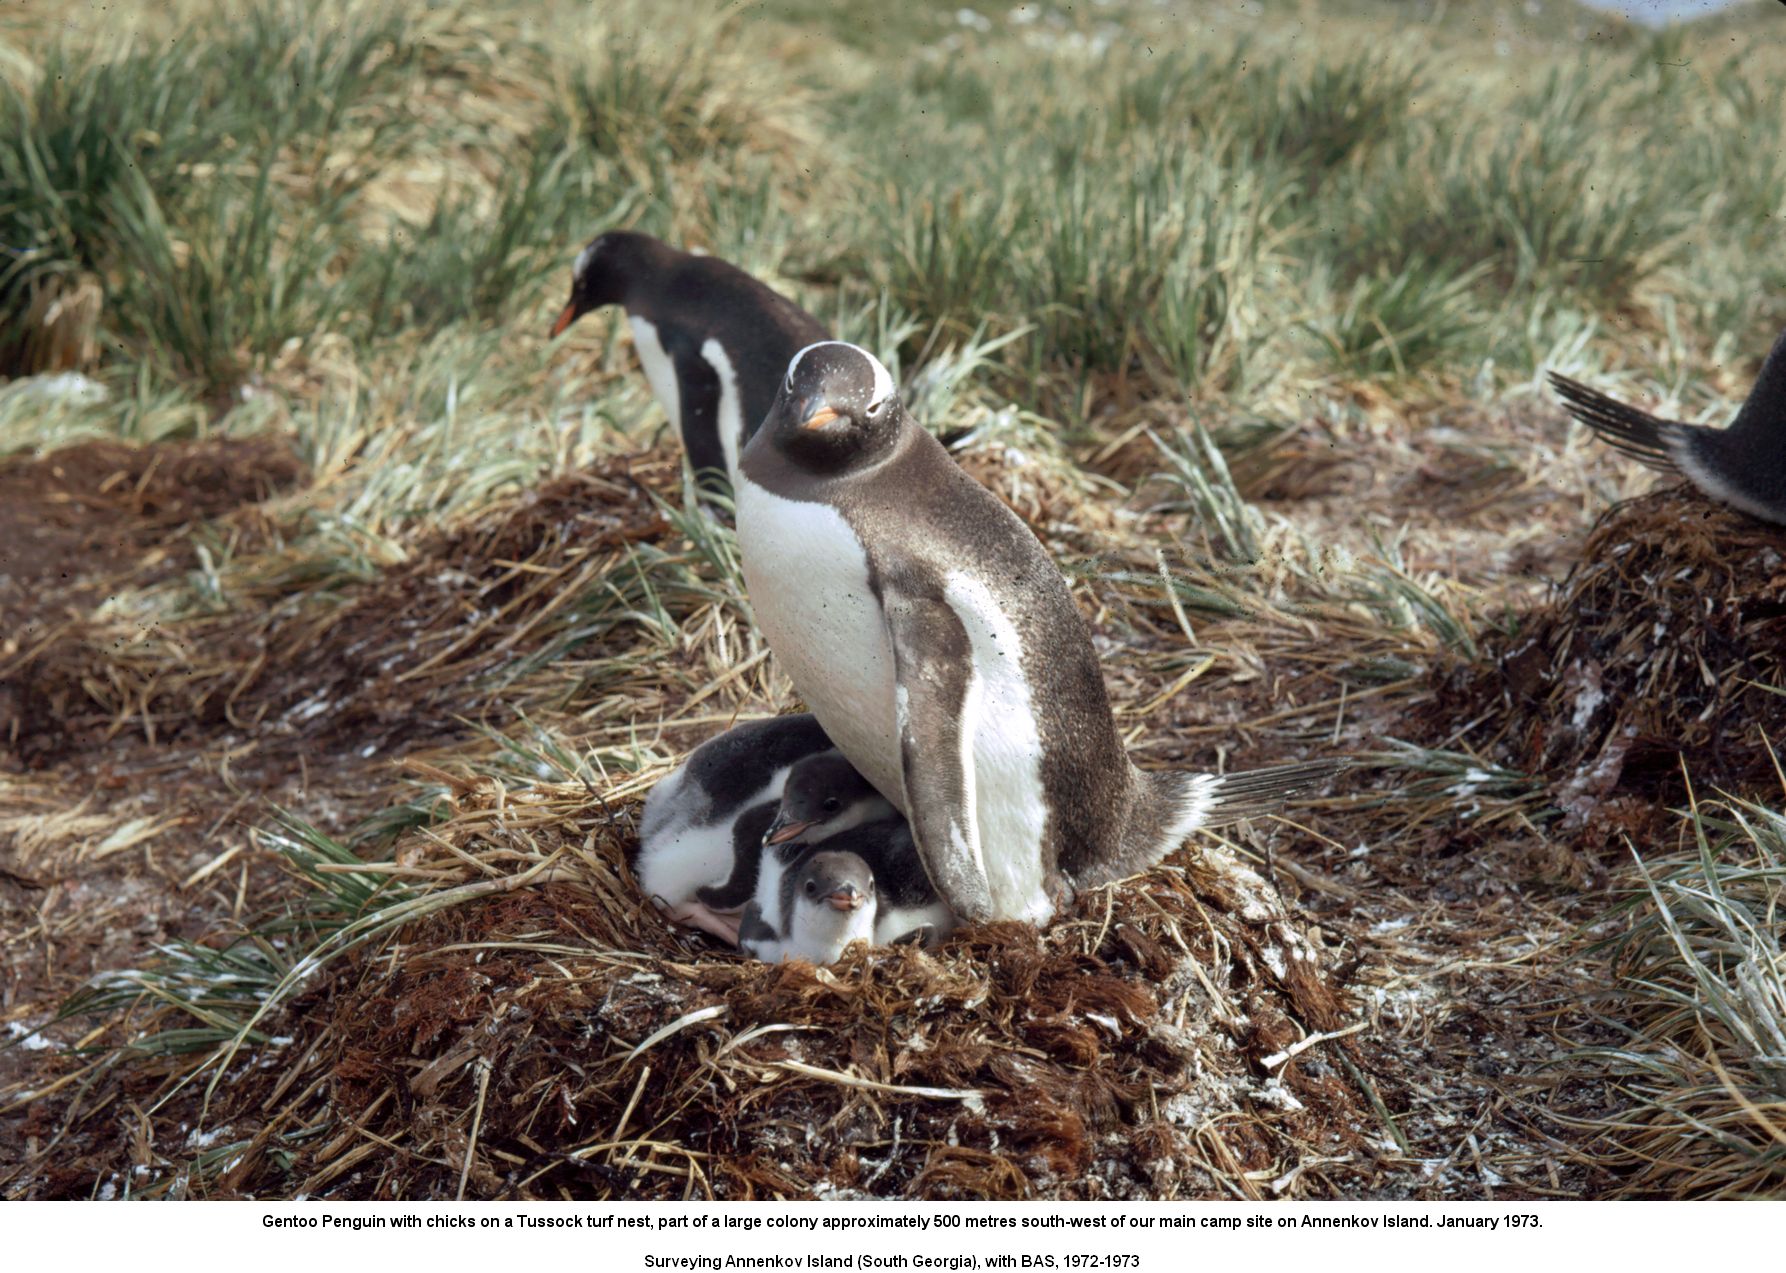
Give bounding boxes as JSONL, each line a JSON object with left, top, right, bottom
{"left": 573, "top": 241, "right": 599, "bottom": 283}
{"left": 785, "top": 341, "right": 897, "bottom": 411}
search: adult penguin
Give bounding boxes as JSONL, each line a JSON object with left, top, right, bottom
{"left": 733, "top": 341, "right": 1336, "bottom": 924}
{"left": 1549, "top": 326, "right": 1786, "bottom": 525}
{"left": 549, "top": 231, "right": 827, "bottom": 497}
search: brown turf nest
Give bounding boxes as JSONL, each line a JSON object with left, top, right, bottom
{"left": 161, "top": 777, "right": 1376, "bottom": 1201}
{"left": 1429, "top": 486, "right": 1786, "bottom": 835}
{"left": 0, "top": 456, "right": 671, "bottom": 770}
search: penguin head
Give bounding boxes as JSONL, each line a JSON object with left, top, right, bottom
{"left": 760, "top": 342, "right": 903, "bottom": 471}
{"left": 794, "top": 850, "right": 876, "bottom": 916}
{"left": 765, "top": 749, "right": 896, "bottom": 847}
{"left": 550, "top": 231, "right": 650, "bottom": 337}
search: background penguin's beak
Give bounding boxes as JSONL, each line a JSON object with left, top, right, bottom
{"left": 824, "top": 883, "right": 865, "bottom": 912}
{"left": 549, "top": 301, "right": 581, "bottom": 339}
{"left": 799, "top": 401, "right": 841, "bottom": 430}
{"left": 765, "top": 815, "right": 813, "bottom": 845}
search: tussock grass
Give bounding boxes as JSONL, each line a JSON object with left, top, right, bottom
{"left": 1566, "top": 786, "right": 1786, "bottom": 1198}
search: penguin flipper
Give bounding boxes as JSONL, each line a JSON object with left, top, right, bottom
{"left": 1547, "top": 372, "right": 1682, "bottom": 473}
{"left": 672, "top": 346, "right": 732, "bottom": 497}
{"left": 884, "top": 588, "right": 997, "bottom": 923}
{"left": 737, "top": 902, "right": 780, "bottom": 961}
{"left": 696, "top": 799, "right": 775, "bottom": 911}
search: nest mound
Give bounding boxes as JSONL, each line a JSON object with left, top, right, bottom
{"left": 1, "top": 458, "right": 669, "bottom": 770}
{"left": 163, "top": 781, "right": 1370, "bottom": 1201}
{"left": 1431, "top": 487, "right": 1786, "bottom": 830}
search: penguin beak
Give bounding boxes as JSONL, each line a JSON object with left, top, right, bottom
{"left": 824, "top": 883, "right": 865, "bottom": 912}
{"left": 549, "top": 301, "right": 581, "bottom": 339}
{"left": 766, "top": 816, "right": 814, "bottom": 846}
{"left": 799, "top": 402, "right": 842, "bottom": 431}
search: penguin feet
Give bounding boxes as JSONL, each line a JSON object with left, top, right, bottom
{"left": 660, "top": 900, "right": 744, "bottom": 946}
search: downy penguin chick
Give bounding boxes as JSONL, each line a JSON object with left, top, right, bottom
{"left": 634, "top": 714, "right": 832, "bottom": 943}
{"left": 738, "top": 850, "right": 878, "bottom": 965}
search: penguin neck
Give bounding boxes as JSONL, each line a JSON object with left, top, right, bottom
{"left": 1742, "top": 325, "right": 1786, "bottom": 429}
{"left": 745, "top": 415, "right": 913, "bottom": 500}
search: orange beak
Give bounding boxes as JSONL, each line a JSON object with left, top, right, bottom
{"left": 766, "top": 819, "right": 814, "bottom": 846}
{"left": 549, "top": 302, "right": 580, "bottom": 339}
{"left": 800, "top": 405, "right": 841, "bottom": 431}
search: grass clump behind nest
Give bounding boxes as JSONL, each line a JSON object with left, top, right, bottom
{"left": 1431, "top": 487, "right": 1786, "bottom": 837}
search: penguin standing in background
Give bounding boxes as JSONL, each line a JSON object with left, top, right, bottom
{"left": 1549, "top": 325, "right": 1786, "bottom": 525}
{"left": 633, "top": 714, "right": 833, "bottom": 943}
{"left": 734, "top": 341, "right": 1339, "bottom": 927}
{"left": 549, "top": 231, "right": 828, "bottom": 496}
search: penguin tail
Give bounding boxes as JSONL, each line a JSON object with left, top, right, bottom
{"left": 1547, "top": 371, "right": 1682, "bottom": 473}
{"left": 1078, "top": 759, "right": 1343, "bottom": 890}
{"left": 1194, "top": 759, "right": 1345, "bottom": 830}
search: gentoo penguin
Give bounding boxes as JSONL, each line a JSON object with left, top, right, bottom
{"left": 734, "top": 341, "right": 1338, "bottom": 925}
{"left": 634, "top": 714, "right": 833, "bottom": 942}
{"left": 764, "top": 752, "right": 953, "bottom": 946}
{"left": 549, "top": 231, "right": 828, "bottom": 495}
{"left": 694, "top": 748, "right": 898, "bottom": 921}
{"left": 1549, "top": 326, "right": 1786, "bottom": 524}
{"left": 737, "top": 850, "right": 878, "bottom": 966}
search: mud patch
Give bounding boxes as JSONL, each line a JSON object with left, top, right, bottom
{"left": 0, "top": 435, "right": 308, "bottom": 630}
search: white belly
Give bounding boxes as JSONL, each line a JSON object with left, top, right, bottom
{"left": 628, "top": 316, "right": 681, "bottom": 435}
{"left": 701, "top": 338, "right": 745, "bottom": 488}
{"left": 734, "top": 480, "right": 905, "bottom": 808}
{"left": 873, "top": 898, "right": 956, "bottom": 947}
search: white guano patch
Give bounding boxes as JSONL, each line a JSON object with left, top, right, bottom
{"left": 942, "top": 570, "right": 1051, "bottom": 923}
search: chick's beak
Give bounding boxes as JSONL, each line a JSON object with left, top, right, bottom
{"left": 766, "top": 816, "right": 814, "bottom": 846}
{"left": 549, "top": 302, "right": 581, "bottom": 339}
{"left": 825, "top": 884, "right": 865, "bottom": 912}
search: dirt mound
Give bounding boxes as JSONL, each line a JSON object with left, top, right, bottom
{"left": 1, "top": 458, "right": 671, "bottom": 769}
{"left": 137, "top": 778, "right": 1370, "bottom": 1202}
{"left": 0, "top": 434, "right": 307, "bottom": 625}
{"left": 1430, "top": 486, "right": 1786, "bottom": 835}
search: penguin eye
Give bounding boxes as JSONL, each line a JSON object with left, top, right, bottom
{"left": 822, "top": 797, "right": 841, "bottom": 813}
{"left": 867, "top": 397, "right": 887, "bottom": 418}
{"left": 804, "top": 879, "right": 819, "bottom": 896}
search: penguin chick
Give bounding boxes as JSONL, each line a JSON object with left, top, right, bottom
{"left": 696, "top": 746, "right": 896, "bottom": 929}
{"left": 738, "top": 849, "right": 878, "bottom": 965}
{"left": 635, "top": 714, "right": 832, "bottom": 944}
{"left": 1549, "top": 325, "right": 1786, "bottom": 524}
